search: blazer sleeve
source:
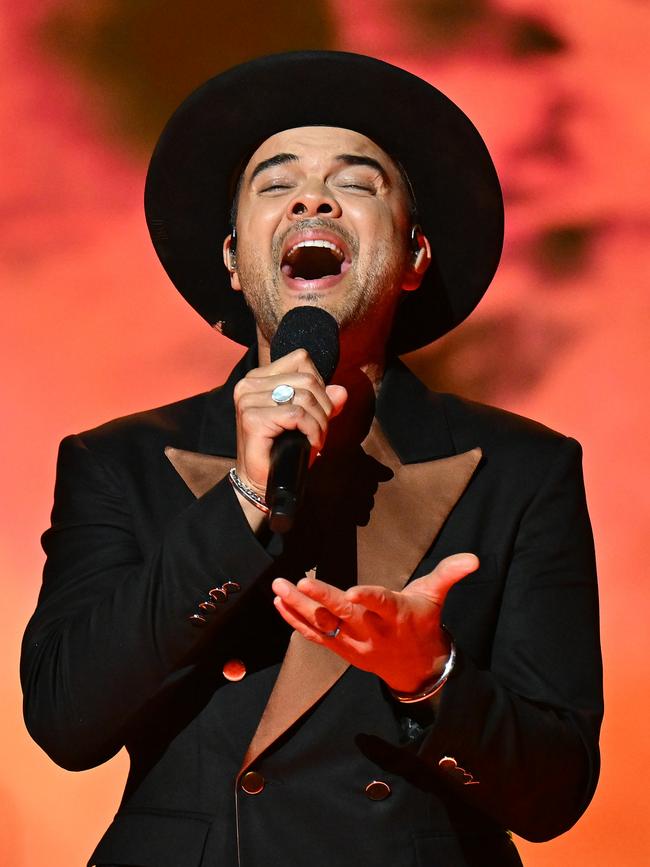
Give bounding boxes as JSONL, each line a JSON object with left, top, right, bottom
{"left": 20, "top": 432, "right": 274, "bottom": 772}
{"left": 418, "top": 436, "right": 603, "bottom": 842}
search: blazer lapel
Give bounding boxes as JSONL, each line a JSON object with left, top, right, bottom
{"left": 162, "top": 348, "right": 256, "bottom": 495}
{"left": 357, "top": 422, "right": 482, "bottom": 591}
{"left": 164, "top": 447, "right": 232, "bottom": 497}
{"left": 239, "top": 422, "right": 481, "bottom": 775}
{"left": 162, "top": 354, "right": 483, "bottom": 778}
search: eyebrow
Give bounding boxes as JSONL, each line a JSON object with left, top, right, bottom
{"left": 249, "top": 153, "right": 299, "bottom": 182}
{"left": 333, "top": 154, "right": 389, "bottom": 182}
{"left": 248, "top": 151, "right": 390, "bottom": 184}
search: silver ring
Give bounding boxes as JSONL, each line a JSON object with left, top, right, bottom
{"left": 271, "top": 384, "right": 295, "bottom": 405}
{"left": 324, "top": 626, "right": 341, "bottom": 639}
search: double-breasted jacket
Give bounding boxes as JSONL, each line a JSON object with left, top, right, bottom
{"left": 21, "top": 350, "right": 603, "bottom": 867}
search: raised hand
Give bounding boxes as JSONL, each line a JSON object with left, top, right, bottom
{"left": 232, "top": 348, "right": 347, "bottom": 515}
{"left": 272, "top": 553, "right": 479, "bottom": 693}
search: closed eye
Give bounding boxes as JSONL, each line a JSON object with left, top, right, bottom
{"left": 260, "top": 183, "right": 294, "bottom": 193}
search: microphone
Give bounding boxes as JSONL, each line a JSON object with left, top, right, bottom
{"left": 266, "top": 306, "right": 340, "bottom": 533}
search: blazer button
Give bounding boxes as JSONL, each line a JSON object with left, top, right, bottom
{"left": 209, "top": 587, "right": 228, "bottom": 604}
{"left": 240, "top": 770, "right": 265, "bottom": 795}
{"left": 365, "top": 780, "right": 391, "bottom": 800}
{"left": 188, "top": 614, "right": 207, "bottom": 627}
{"left": 438, "top": 756, "right": 479, "bottom": 786}
{"left": 223, "top": 659, "right": 247, "bottom": 681}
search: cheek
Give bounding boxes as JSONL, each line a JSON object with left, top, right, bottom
{"left": 237, "top": 203, "right": 285, "bottom": 250}
{"left": 360, "top": 222, "right": 409, "bottom": 264}
{"left": 353, "top": 200, "right": 409, "bottom": 245}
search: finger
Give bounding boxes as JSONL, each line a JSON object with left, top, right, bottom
{"left": 239, "top": 403, "right": 328, "bottom": 450}
{"left": 248, "top": 348, "right": 325, "bottom": 383}
{"left": 272, "top": 577, "right": 340, "bottom": 632}
{"left": 273, "top": 595, "right": 345, "bottom": 642}
{"left": 273, "top": 596, "right": 331, "bottom": 644}
{"left": 273, "top": 596, "right": 382, "bottom": 671}
{"left": 272, "top": 387, "right": 331, "bottom": 427}
{"left": 273, "top": 597, "right": 368, "bottom": 663}
{"left": 239, "top": 386, "right": 330, "bottom": 430}
{"left": 325, "top": 384, "right": 348, "bottom": 417}
{"left": 430, "top": 552, "right": 479, "bottom": 594}
{"left": 344, "top": 584, "right": 399, "bottom": 618}
{"left": 295, "top": 576, "right": 356, "bottom": 621}
{"left": 239, "top": 371, "right": 334, "bottom": 417}
{"left": 405, "top": 553, "right": 479, "bottom": 602}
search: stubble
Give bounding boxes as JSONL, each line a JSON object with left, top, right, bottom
{"left": 236, "top": 218, "right": 408, "bottom": 344}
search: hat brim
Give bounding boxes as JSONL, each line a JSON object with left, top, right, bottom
{"left": 145, "top": 50, "right": 503, "bottom": 353}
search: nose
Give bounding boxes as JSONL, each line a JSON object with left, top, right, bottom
{"left": 287, "top": 180, "right": 342, "bottom": 220}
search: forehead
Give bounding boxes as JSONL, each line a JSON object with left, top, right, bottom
{"left": 244, "top": 126, "right": 398, "bottom": 174}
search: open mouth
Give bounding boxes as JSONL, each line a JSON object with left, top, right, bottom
{"left": 281, "top": 239, "right": 350, "bottom": 283}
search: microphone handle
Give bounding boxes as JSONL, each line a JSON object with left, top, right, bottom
{"left": 265, "top": 430, "right": 311, "bottom": 533}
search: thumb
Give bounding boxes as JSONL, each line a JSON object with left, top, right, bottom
{"left": 406, "top": 553, "right": 479, "bottom": 602}
{"left": 326, "top": 384, "right": 348, "bottom": 417}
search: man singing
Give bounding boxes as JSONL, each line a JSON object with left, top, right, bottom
{"left": 21, "top": 51, "right": 602, "bottom": 867}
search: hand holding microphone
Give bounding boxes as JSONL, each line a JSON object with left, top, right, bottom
{"left": 232, "top": 307, "right": 345, "bottom": 532}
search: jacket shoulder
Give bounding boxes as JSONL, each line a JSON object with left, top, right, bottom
{"left": 69, "top": 389, "right": 215, "bottom": 459}
{"left": 439, "top": 392, "right": 582, "bottom": 487}
{"left": 443, "top": 392, "right": 569, "bottom": 446}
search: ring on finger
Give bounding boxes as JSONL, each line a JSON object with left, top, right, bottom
{"left": 271, "top": 384, "right": 295, "bottom": 405}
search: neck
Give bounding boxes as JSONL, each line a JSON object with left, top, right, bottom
{"left": 324, "top": 361, "right": 379, "bottom": 454}
{"left": 323, "top": 332, "right": 390, "bottom": 454}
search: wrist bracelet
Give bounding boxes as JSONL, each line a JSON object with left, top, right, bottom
{"left": 389, "top": 633, "right": 457, "bottom": 704}
{"left": 229, "top": 467, "right": 270, "bottom": 514}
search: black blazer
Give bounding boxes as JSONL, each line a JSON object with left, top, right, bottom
{"left": 21, "top": 351, "right": 603, "bottom": 867}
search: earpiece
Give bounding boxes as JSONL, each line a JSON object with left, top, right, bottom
{"left": 413, "top": 246, "right": 427, "bottom": 272}
{"left": 228, "top": 226, "right": 237, "bottom": 271}
{"left": 410, "top": 223, "right": 421, "bottom": 255}
{"left": 410, "top": 223, "right": 426, "bottom": 271}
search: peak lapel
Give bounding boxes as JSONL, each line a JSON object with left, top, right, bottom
{"left": 239, "top": 630, "right": 349, "bottom": 775}
{"left": 358, "top": 423, "right": 482, "bottom": 591}
{"left": 165, "top": 446, "right": 232, "bottom": 497}
{"left": 164, "top": 443, "right": 351, "bottom": 776}
{"left": 239, "top": 423, "right": 482, "bottom": 775}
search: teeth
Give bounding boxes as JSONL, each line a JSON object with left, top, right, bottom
{"left": 286, "top": 239, "right": 345, "bottom": 261}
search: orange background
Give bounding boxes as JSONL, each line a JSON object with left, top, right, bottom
{"left": 2, "top": 1, "right": 649, "bottom": 864}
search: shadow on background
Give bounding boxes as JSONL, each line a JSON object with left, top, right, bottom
{"left": 400, "top": 0, "right": 566, "bottom": 57}
{"left": 406, "top": 310, "right": 578, "bottom": 404}
{"left": 40, "top": 0, "right": 334, "bottom": 151}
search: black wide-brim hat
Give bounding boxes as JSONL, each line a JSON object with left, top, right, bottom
{"left": 145, "top": 50, "right": 503, "bottom": 353}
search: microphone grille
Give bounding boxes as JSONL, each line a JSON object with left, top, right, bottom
{"left": 270, "top": 306, "right": 340, "bottom": 383}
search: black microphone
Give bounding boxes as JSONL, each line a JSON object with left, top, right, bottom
{"left": 266, "top": 306, "right": 340, "bottom": 533}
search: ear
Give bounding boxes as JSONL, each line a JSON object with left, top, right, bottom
{"left": 222, "top": 234, "right": 241, "bottom": 292}
{"left": 402, "top": 230, "right": 431, "bottom": 293}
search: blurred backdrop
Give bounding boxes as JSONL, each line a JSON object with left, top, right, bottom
{"left": 2, "top": 0, "right": 649, "bottom": 863}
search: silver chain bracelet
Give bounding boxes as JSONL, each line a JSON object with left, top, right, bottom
{"left": 228, "top": 467, "right": 270, "bottom": 514}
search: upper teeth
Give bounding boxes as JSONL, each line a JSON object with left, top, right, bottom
{"left": 286, "top": 239, "right": 345, "bottom": 260}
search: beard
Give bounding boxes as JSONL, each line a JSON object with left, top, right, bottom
{"left": 235, "top": 219, "right": 409, "bottom": 345}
